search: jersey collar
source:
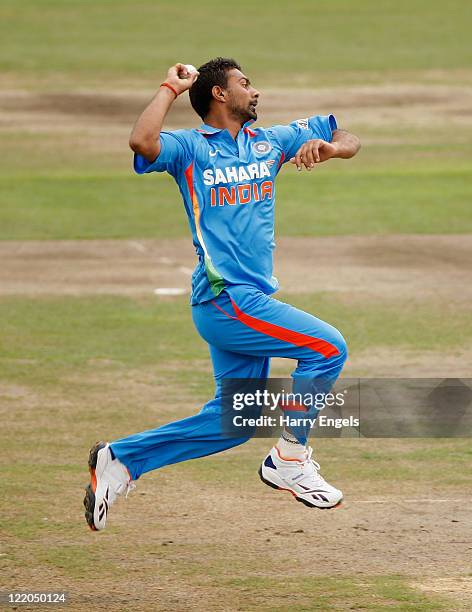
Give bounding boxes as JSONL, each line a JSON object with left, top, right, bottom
{"left": 196, "top": 119, "right": 256, "bottom": 135}
{"left": 196, "top": 124, "right": 223, "bottom": 135}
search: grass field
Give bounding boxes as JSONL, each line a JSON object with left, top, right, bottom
{"left": 1, "top": 0, "right": 472, "bottom": 610}
{"left": 2, "top": 160, "right": 472, "bottom": 239}
{"left": 1, "top": 0, "right": 471, "bottom": 89}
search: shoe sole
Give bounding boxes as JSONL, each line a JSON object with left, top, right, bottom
{"left": 83, "top": 441, "right": 107, "bottom": 531}
{"left": 258, "top": 466, "right": 343, "bottom": 510}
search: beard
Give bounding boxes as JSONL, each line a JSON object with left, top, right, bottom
{"left": 247, "top": 104, "right": 258, "bottom": 120}
{"left": 229, "top": 99, "right": 257, "bottom": 124}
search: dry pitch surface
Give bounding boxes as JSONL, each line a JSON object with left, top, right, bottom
{"left": 1, "top": 234, "right": 471, "bottom": 378}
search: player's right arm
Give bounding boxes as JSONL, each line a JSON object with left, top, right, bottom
{"left": 129, "top": 64, "right": 199, "bottom": 163}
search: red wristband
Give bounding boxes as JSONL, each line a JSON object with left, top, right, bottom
{"left": 160, "top": 82, "right": 178, "bottom": 98}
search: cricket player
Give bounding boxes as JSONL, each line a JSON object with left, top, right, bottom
{"left": 84, "top": 58, "right": 360, "bottom": 530}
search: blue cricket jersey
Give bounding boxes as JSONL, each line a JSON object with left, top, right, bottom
{"left": 134, "top": 114, "right": 337, "bottom": 304}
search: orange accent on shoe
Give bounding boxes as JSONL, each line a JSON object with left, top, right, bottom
{"left": 275, "top": 446, "right": 305, "bottom": 463}
{"left": 89, "top": 467, "right": 97, "bottom": 493}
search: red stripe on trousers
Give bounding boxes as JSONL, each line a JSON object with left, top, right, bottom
{"left": 279, "top": 401, "right": 309, "bottom": 413}
{"left": 218, "top": 298, "right": 340, "bottom": 359}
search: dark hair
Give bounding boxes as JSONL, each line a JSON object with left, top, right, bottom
{"left": 189, "top": 57, "right": 241, "bottom": 120}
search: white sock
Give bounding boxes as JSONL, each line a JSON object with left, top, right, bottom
{"left": 276, "top": 430, "right": 307, "bottom": 460}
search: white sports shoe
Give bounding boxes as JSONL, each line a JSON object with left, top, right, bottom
{"left": 259, "top": 446, "right": 343, "bottom": 509}
{"left": 83, "top": 442, "right": 135, "bottom": 531}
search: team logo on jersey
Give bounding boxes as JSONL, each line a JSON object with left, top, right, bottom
{"left": 252, "top": 141, "right": 272, "bottom": 155}
{"left": 296, "top": 118, "right": 309, "bottom": 130}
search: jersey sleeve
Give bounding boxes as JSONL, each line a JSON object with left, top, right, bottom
{"left": 266, "top": 114, "right": 338, "bottom": 162}
{"left": 133, "top": 130, "right": 193, "bottom": 177}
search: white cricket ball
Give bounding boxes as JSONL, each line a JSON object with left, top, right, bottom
{"left": 183, "top": 64, "right": 197, "bottom": 74}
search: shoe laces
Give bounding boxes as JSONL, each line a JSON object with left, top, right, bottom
{"left": 115, "top": 479, "right": 136, "bottom": 499}
{"left": 298, "top": 447, "right": 327, "bottom": 486}
{"left": 125, "top": 482, "right": 136, "bottom": 499}
{"left": 302, "top": 447, "right": 320, "bottom": 471}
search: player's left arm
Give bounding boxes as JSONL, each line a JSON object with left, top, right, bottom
{"left": 290, "top": 129, "right": 361, "bottom": 171}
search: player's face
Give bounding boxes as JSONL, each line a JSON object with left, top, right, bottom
{"left": 226, "top": 69, "right": 260, "bottom": 122}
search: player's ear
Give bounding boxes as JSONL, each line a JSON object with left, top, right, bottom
{"left": 212, "top": 85, "right": 226, "bottom": 103}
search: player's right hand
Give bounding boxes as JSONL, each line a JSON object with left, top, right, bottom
{"left": 163, "top": 63, "right": 199, "bottom": 96}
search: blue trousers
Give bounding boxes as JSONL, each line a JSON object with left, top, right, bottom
{"left": 110, "top": 285, "right": 347, "bottom": 480}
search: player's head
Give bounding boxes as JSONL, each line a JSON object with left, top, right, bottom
{"left": 189, "top": 57, "right": 260, "bottom": 124}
